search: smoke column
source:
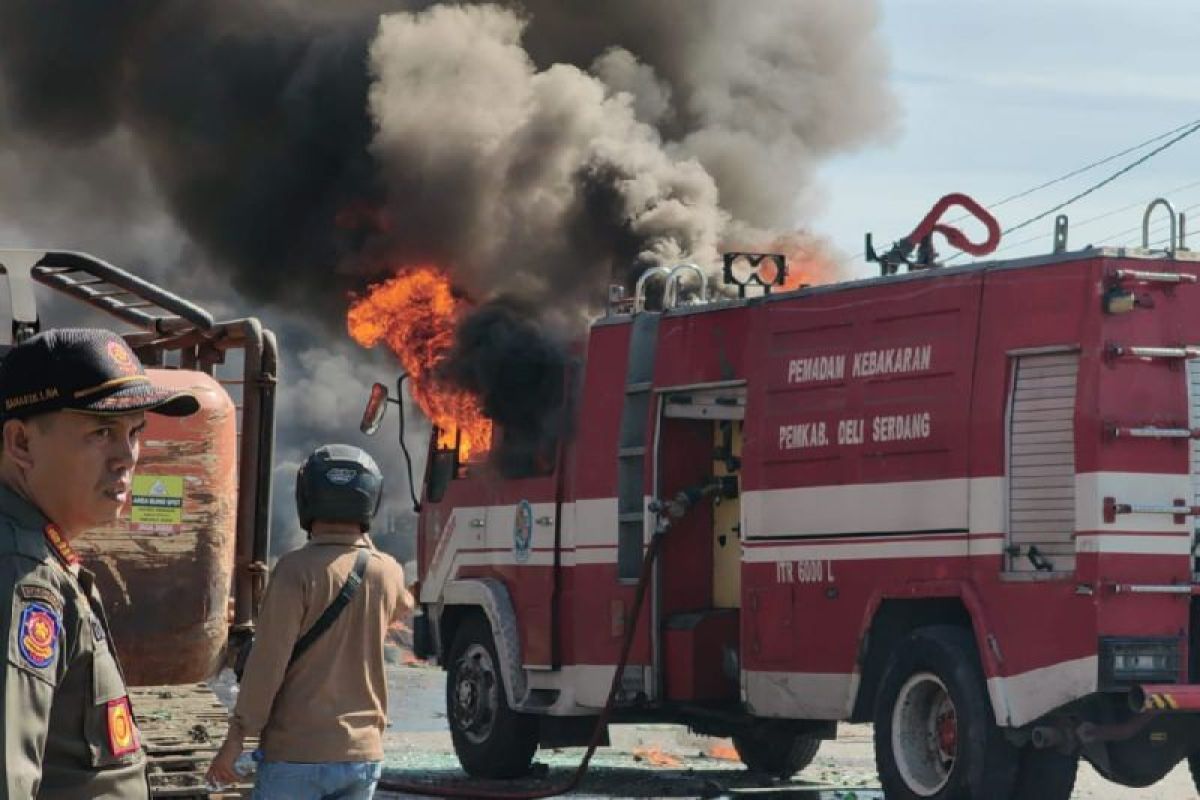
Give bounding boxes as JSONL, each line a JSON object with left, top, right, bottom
{"left": 0, "top": 0, "right": 896, "bottom": 554}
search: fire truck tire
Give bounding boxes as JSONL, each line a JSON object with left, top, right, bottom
{"left": 445, "top": 615, "right": 538, "bottom": 778}
{"left": 1012, "top": 746, "right": 1077, "bottom": 800}
{"left": 873, "top": 625, "right": 1017, "bottom": 800}
{"left": 731, "top": 730, "right": 820, "bottom": 779}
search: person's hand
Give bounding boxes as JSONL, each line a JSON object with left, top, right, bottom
{"left": 205, "top": 735, "right": 244, "bottom": 788}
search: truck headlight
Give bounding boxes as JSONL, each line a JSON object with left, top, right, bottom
{"left": 1099, "top": 637, "right": 1182, "bottom": 688}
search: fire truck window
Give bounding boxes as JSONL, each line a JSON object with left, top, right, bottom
{"left": 427, "top": 446, "right": 455, "bottom": 503}
{"left": 492, "top": 425, "right": 557, "bottom": 479}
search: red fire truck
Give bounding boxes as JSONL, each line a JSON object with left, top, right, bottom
{"left": 366, "top": 197, "right": 1200, "bottom": 799}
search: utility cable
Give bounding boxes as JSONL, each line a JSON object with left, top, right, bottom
{"left": 1093, "top": 198, "right": 1200, "bottom": 247}
{"left": 992, "top": 180, "right": 1200, "bottom": 256}
{"left": 874, "top": 117, "right": 1200, "bottom": 264}
{"left": 999, "top": 120, "right": 1200, "bottom": 238}
{"left": 960, "top": 116, "right": 1200, "bottom": 220}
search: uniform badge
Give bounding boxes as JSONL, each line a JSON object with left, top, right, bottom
{"left": 107, "top": 697, "right": 140, "bottom": 756}
{"left": 18, "top": 602, "right": 60, "bottom": 669}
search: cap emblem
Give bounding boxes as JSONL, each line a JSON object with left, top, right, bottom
{"left": 106, "top": 341, "right": 138, "bottom": 376}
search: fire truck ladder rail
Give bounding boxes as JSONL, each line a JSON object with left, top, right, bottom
{"left": 1105, "top": 424, "right": 1200, "bottom": 439}
{"left": 1106, "top": 343, "right": 1200, "bottom": 361}
{"left": 615, "top": 312, "right": 661, "bottom": 583}
{"left": 1102, "top": 496, "right": 1200, "bottom": 523}
{"left": 1112, "top": 268, "right": 1198, "bottom": 285}
{"left": 29, "top": 250, "right": 215, "bottom": 335}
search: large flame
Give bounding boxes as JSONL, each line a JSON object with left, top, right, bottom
{"left": 347, "top": 266, "right": 492, "bottom": 460}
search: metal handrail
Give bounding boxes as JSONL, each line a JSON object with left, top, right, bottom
{"left": 663, "top": 263, "right": 708, "bottom": 309}
{"left": 1143, "top": 198, "right": 1178, "bottom": 253}
{"left": 633, "top": 266, "right": 671, "bottom": 313}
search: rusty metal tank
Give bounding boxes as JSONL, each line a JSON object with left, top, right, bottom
{"left": 76, "top": 367, "right": 239, "bottom": 686}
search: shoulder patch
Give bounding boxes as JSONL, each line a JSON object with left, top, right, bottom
{"left": 18, "top": 602, "right": 60, "bottom": 669}
{"left": 18, "top": 583, "right": 63, "bottom": 614}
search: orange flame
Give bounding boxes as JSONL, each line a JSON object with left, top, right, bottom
{"left": 347, "top": 266, "right": 492, "bottom": 460}
{"left": 631, "top": 746, "right": 683, "bottom": 768}
{"left": 705, "top": 741, "right": 740, "bottom": 761}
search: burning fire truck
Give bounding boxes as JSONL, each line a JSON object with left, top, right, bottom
{"left": 361, "top": 196, "right": 1200, "bottom": 799}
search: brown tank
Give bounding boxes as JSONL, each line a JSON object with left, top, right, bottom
{"left": 76, "top": 368, "right": 239, "bottom": 685}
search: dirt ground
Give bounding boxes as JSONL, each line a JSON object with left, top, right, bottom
{"left": 374, "top": 659, "right": 1198, "bottom": 800}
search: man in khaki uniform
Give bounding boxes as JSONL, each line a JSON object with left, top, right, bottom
{"left": 207, "top": 445, "right": 413, "bottom": 799}
{"left": 0, "top": 328, "right": 198, "bottom": 798}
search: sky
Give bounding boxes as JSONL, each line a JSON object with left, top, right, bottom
{"left": 814, "top": 0, "right": 1200, "bottom": 278}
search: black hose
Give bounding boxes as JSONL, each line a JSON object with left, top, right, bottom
{"left": 377, "top": 526, "right": 667, "bottom": 798}
{"left": 397, "top": 374, "right": 421, "bottom": 513}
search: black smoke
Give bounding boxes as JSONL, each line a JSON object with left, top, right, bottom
{"left": 439, "top": 298, "right": 570, "bottom": 478}
{"left": 0, "top": 1, "right": 383, "bottom": 314}
{"left": 0, "top": 1, "right": 895, "bottom": 558}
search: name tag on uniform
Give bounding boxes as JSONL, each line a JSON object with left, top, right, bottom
{"left": 107, "top": 697, "right": 140, "bottom": 757}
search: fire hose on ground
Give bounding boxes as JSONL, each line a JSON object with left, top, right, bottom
{"left": 376, "top": 482, "right": 719, "bottom": 799}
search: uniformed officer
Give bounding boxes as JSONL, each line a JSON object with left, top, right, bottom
{"left": 0, "top": 328, "right": 198, "bottom": 799}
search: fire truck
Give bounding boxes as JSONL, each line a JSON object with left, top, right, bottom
{"left": 0, "top": 249, "right": 277, "bottom": 796}
{"left": 364, "top": 196, "right": 1200, "bottom": 799}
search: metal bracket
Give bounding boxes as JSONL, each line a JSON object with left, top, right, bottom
{"left": 1053, "top": 215, "right": 1069, "bottom": 253}
{"left": 1105, "top": 423, "right": 1197, "bottom": 440}
{"left": 1106, "top": 343, "right": 1200, "bottom": 362}
{"left": 722, "top": 252, "right": 788, "bottom": 297}
{"left": 1112, "top": 269, "right": 1197, "bottom": 285}
{"left": 1143, "top": 197, "right": 1179, "bottom": 253}
{"left": 1103, "top": 496, "right": 1194, "bottom": 525}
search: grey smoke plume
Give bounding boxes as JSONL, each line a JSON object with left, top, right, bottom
{"left": 0, "top": 0, "right": 893, "bottom": 311}
{"left": 0, "top": 1, "right": 895, "bottom": 556}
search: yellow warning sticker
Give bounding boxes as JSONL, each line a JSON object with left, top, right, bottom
{"left": 130, "top": 475, "right": 184, "bottom": 534}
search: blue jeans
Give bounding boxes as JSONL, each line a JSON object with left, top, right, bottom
{"left": 252, "top": 760, "right": 383, "bottom": 800}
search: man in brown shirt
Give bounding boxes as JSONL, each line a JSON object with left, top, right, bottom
{"left": 206, "top": 445, "right": 412, "bottom": 799}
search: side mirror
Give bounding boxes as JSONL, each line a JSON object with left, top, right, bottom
{"left": 360, "top": 382, "right": 389, "bottom": 435}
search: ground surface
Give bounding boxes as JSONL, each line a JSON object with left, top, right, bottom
{"left": 373, "top": 659, "right": 1198, "bottom": 799}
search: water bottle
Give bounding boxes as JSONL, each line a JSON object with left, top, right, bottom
{"left": 233, "top": 749, "right": 262, "bottom": 778}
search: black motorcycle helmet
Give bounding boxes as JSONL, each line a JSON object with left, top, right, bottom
{"left": 295, "top": 444, "right": 383, "bottom": 532}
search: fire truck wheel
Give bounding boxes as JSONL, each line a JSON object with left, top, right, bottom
{"left": 731, "top": 730, "right": 820, "bottom": 779}
{"left": 1012, "top": 746, "right": 1077, "bottom": 800}
{"left": 873, "top": 626, "right": 1017, "bottom": 800}
{"left": 445, "top": 615, "right": 538, "bottom": 778}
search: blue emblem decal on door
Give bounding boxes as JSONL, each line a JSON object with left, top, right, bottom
{"left": 514, "top": 500, "right": 533, "bottom": 563}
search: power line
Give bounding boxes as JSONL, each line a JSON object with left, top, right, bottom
{"left": 999, "top": 120, "right": 1200, "bottom": 238}
{"left": 973, "top": 116, "right": 1200, "bottom": 214}
{"left": 991, "top": 180, "right": 1200, "bottom": 256}
{"left": 857, "top": 116, "right": 1200, "bottom": 263}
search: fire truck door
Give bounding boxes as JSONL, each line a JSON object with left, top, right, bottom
{"left": 486, "top": 489, "right": 558, "bottom": 667}
{"left": 713, "top": 420, "right": 742, "bottom": 608}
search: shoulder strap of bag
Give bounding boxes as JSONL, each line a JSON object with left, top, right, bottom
{"left": 288, "top": 547, "right": 370, "bottom": 666}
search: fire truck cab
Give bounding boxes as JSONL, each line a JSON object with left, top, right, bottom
{"left": 396, "top": 200, "right": 1200, "bottom": 798}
